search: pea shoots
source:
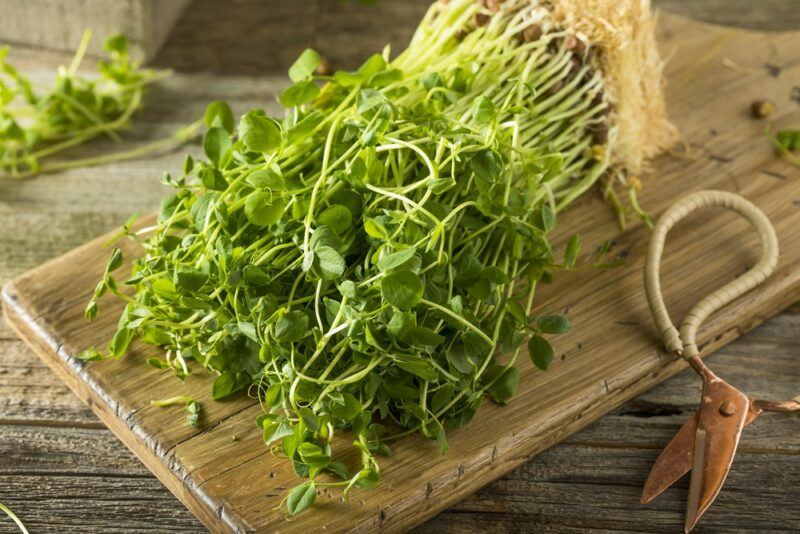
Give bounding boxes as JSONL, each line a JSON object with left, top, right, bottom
{"left": 0, "top": 31, "right": 200, "bottom": 179}
{"left": 85, "top": 0, "right": 672, "bottom": 516}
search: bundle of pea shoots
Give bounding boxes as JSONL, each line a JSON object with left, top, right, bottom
{"left": 84, "top": 0, "right": 676, "bottom": 515}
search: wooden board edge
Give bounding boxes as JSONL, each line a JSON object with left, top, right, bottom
{"left": 5, "top": 263, "right": 800, "bottom": 533}
{"left": 0, "top": 281, "right": 241, "bottom": 534}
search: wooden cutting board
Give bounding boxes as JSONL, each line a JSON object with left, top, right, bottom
{"left": 3, "top": 12, "right": 800, "bottom": 533}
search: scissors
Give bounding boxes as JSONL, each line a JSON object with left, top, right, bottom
{"left": 642, "top": 190, "right": 800, "bottom": 532}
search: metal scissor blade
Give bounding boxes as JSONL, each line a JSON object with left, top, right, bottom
{"left": 684, "top": 377, "right": 750, "bottom": 533}
{"left": 641, "top": 402, "right": 762, "bottom": 504}
{"left": 641, "top": 412, "right": 699, "bottom": 504}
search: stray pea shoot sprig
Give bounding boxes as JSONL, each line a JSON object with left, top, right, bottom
{"left": 85, "top": 0, "right": 623, "bottom": 516}
{"left": 0, "top": 31, "right": 201, "bottom": 179}
{"left": 767, "top": 127, "right": 800, "bottom": 167}
{"left": 151, "top": 396, "right": 202, "bottom": 427}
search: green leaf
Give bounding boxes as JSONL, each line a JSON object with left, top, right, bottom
{"left": 339, "top": 280, "right": 357, "bottom": 299}
{"left": 364, "top": 217, "right": 388, "bottom": 239}
{"left": 93, "top": 280, "right": 107, "bottom": 299}
{"left": 326, "top": 461, "right": 350, "bottom": 480}
{"left": 406, "top": 326, "right": 444, "bottom": 347}
{"left": 146, "top": 357, "right": 169, "bottom": 369}
{"left": 263, "top": 418, "right": 294, "bottom": 444}
{"left": 353, "top": 467, "right": 380, "bottom": 489}
{"left": 176, "top": 267, "right": 208, "bottom": 292}
{"left": 274, "top": 311, "right": 309, "bottom": 342}
{"left": 158, "top": 194, "right": 181, "bottom": 223}
{"left": 200, "top": 167, "right": 227, "bottom": 191}
{"left": 109, "top": 326, "right": 133, "bottom": 358}
{"left": 317, "top": 204, "right": 352, "bottom": 235}
{"left": 484, "top": 365, "right": 519, "bottom": 404}
{"left": 298, "top": 407, "right": 319, "bottom": 431}
{"left": 183, "top": 154, "right": 194, "bottom": 174}
{"left": 243, "top": 265, "right": 270, "bottom": 286}
{"left": 106, "top": 248, "right": 123, "bottom": 273}
{"left": 381, "top": 270, "right": 423, "bottom": 309}
{"left": 203, "top": 126, "right": 231, "bottom": 167}
{"left": 564, "top": 234, "right": 580, "bottom": 268}
{"left": 329, "top": 392, "right": 362, "bottom": 421}
{"left": 387, "top": 310, "right": 415, "bottom": 338}
{"left": 431, "top": 383, "right": 454, "bottom": 413}
{"left": 76, "top": 349, "right": 104, "bottom": 361}
{"left": 264, "top": 383, "right": 282, "bottom": 407}
{"left": 186, "top": 400, "right": 201, "bottom": 427}
{"left": 393, "top": 354, "right": 437, "bottom": 380}
{"left": 244, "top": 191, "right": 285, "bottom": 227}
{"left": 436, "top": 426, "right": 449, "bottom": 454}
{"left": 288, "top": 49, "right": 321, "bottom": 82}
{"left": 534, "top": 205, "right": 556, "bottom": 233}
{"left": 297, "top": 442, "right": 331, "bottom": 468}
{"left": 505, "top": 300, "right": 527, "bottom": 325}
{"left": 287, "top": 111, "right": 324, "bottom": 144}
{"left": 238, "top": 110, "right": 282, "bottom": 153}
{"left": 204, "top": 100, "right": 234, "bottom": 133}
{"left": 287, "top": 481, "right": 316, "bottom": 516}
{"left": 315, "top": 246, "right": 346, "bottom": 281}
{"left": 528, "top": 334, "right": 555, "bottom": 370}
{"left": 537, "top": 315, "right": 571, "bottom": 334}
{"left": 777, "top": 129, "right": 800, "bottom": 151}
{"left": 141, "top": 327, "right": 170, "bottom": 346}
{"left": 212, "top": 372, "right": 241, "bottom": 400}
{"left": 104, "top": 34, "right": 128, "bottom": 54}
{"left": 280, "top": 80, "right": 320, "bottom": 108}
{"left": 481, "top": 266, "right": 510, "bottom": 284}
{"left": 333, "top": 70, "right": 364, "bottom": 87}
{"left": 368, "top": 68, "right": 402, "bottom": 87}
{"left": 246, "top": 167, "right": 285, "bottom": 190}
{"left": 471, "top": 150, "right": 499, "bottom": 183}
{"left": 357, "top": 88, "right": 390, "bottom": 117}
{"left": 422, "top": 72, "right": 444, "bottom": 91}
{"left": 238, "top": 321, "right": 258, "bottom": 342}
{"left": 446, "top": 345, "right": 473, "bottom": 374}
{"left": 84, "top": 300, "right": 98, "bottom": 321}
{"left": 473, "top": 96, "right": 496, "bottom": 126}
{"left": 357, "top": 53, "right": 387, "bottom": 78}
{"left": 378, "top": 246, "right": 416, "bottom": 272}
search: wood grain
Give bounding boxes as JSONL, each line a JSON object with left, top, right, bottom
{"left": 1, "top": 2, "right": 800, "bottom": 533}
{"left": 3, "top": 11, "right": 800, "bottom": 534}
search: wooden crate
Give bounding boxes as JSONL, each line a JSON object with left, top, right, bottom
{"left": 0, "top": 0, "right": 192, "bottom": 61}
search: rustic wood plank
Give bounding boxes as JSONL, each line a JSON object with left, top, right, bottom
{"left": 2, "top": 444, "right": 797, "bottom": 533}
{"left": 0, "top": 475, "right": 202, "bottom": 533}
{"left": 4, "top": 12, "right": 800, "bottom": 533}
{"left": 658, "top": 0, "right": 800, "bottom": 32}
{"left": 419, "top": 446, "right": 800, "bottom": 533}
{"left": 0, "top": 338, "right": 96, "bottom": 426}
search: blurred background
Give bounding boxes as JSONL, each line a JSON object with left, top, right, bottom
{"left": 4, "top": 0, "right": 800, "bottom": 73}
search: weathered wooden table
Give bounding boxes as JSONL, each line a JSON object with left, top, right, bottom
{"left": 1, "top": 1, "right": 798, "bottom": 532}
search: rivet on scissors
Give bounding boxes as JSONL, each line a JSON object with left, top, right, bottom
{"left": 719, "top": 400, "right": 737, "bottom": 417}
